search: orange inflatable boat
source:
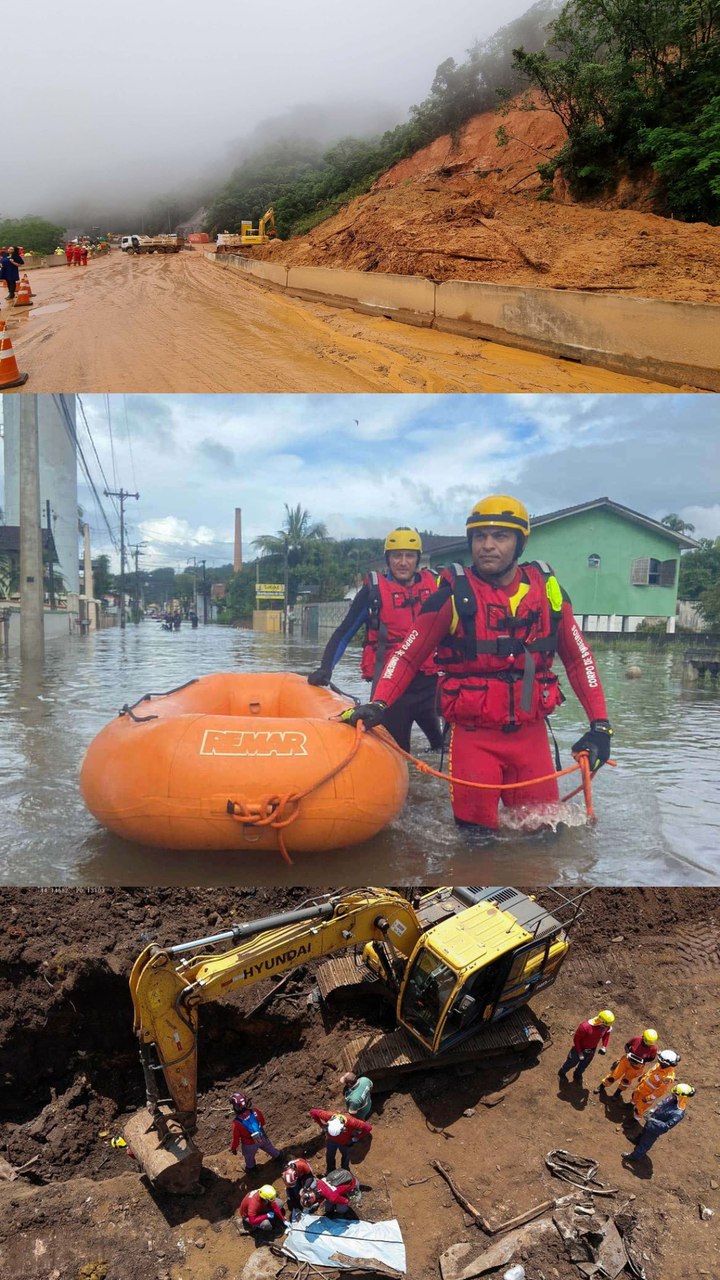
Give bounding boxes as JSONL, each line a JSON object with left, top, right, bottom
{"left": 79, "top": 672, "right": 408, "bottom": 861}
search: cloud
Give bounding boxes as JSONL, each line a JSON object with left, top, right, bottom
{"left": 15, "top": 391, "right": 719, "bottom": 572}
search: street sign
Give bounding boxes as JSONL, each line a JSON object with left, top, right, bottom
{"left": 256, "top": 583, "right": 285, "bottom": 600}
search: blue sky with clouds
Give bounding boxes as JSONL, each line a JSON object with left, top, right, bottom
{"left": 3, "top": 393, "right": 718, "bottom": 571}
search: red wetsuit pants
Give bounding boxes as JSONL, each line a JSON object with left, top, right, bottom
{"left": 448, "top": 719, "right": 557, "bottom": 828}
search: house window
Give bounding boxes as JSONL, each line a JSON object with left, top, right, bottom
{"left": 631, "top": 557, "right": 677, "bottom": 586}
{"left": 587, "top": 553, "right": 601, "bottom": 569}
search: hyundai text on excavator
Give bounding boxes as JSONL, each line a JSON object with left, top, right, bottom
{"left": 126, "top": 886, "right": 584, "bottom": 1192}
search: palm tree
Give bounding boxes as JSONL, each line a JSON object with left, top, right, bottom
{"left": 253, "top": 504, "right": 328, "bottom": 560}
{"left": 253, "top": 505, "right": 328, "bottom": 631}
{"left": 661, "top": 513, "right": 696, "bottom": 535}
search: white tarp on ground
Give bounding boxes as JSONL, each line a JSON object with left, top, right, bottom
{"left": 282, "top": 1214, "right": 406, "bottom": 1275}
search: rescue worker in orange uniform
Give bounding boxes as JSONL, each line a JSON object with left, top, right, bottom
{"left": 308, "top": 527, "right": 443, "bottom": 752}
{"left": 80, "top": 243, "right": 89, "bottom": 265}
{"left": 342, "top": 496, "right": 613, "bottom": 833}
{"left": 598, "top": 1027, "right": 659, "bottom": 1094}
{"left": 72, "top": 243, "right": 82, "bottom": 266}
{"left": 632, "top": 1049, "right": 680, "bottom": 1120}
{"left": 65, "top": 242, "right": 73, "bottom": 265}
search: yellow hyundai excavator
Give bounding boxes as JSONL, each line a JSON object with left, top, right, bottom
{"left": 126, "top": 886, "right": 583, "bottom": 1191}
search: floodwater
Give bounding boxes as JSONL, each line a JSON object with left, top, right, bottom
{"left": 0, "top": 622, "right": 717, "bottom": 886}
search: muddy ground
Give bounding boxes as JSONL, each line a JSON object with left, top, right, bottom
{"left": 7, "top": 248, "right": 673, "bottom": 395}
{"left": 255, "top": 97, "right": 720, "bottom": 306}
{"left": 1, "top": 886, "right": 718, "bottom": 1280}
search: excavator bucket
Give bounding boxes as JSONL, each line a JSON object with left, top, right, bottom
{"left": 123, "top": 1107, "right": 203, "bottom": 1195}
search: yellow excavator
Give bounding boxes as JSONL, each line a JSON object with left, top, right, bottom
{"left": 126, "top": 886, "right": 584, "bottom": 1191}
{"left": 215, "top": 207, "right": 277, "bottom": 254}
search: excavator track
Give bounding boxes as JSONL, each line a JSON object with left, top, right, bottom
{"left": 337, "top": 1007, "right": 546, "bottom": 1085}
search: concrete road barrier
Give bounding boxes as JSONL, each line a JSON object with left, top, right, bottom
{"left": 434, "top": 280, "right": 719, "bottom": 391}
{"left": 285, "top": 266, "right": 435, "bottom": 328}
{"left": 209, "top": 251, "right": 288, "bottom": 289}
{"left": 211, "top": 254, "right": 719, "bottom": 389}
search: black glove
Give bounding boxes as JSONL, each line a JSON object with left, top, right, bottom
{"left": 340, "top": 700, "right": 387, "bottom": 729}
{"left": 572, "top": 719, "right": 613, "bottom": 772}
{"left": 307, "top": 667, "right": 331, "bottom": 687}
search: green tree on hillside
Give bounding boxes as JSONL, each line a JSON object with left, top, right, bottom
{"left": 513, "top": 0, "right": 720, "bottom": 214}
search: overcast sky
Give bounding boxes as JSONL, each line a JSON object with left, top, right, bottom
{"left": 11, "top": 0, "right": 531, "bottom": 220}
{"left": 2, "top": 393, "right": 715, "bottom": 573}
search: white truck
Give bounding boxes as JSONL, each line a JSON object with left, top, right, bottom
{"left": 120, "top": 234, "right": 184, "bottom": 255}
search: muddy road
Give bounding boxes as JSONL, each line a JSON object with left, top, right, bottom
{"left": 7, "top": 250, "right": 678, "bottom": 394}
{"left": 1, "top": 886, "right": 718, "bottom": 1280}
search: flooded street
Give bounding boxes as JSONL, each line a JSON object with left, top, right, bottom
{"left": 1, "top": 622, "right": 717, "bottom": 886}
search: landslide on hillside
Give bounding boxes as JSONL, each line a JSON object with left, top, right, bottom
{"left": 256, "top": 97, "right": 720, "bottom": 304}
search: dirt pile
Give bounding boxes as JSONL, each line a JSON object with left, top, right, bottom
{"left": 254, "top": 98, "right": 720, "bottom": 304}
{"left": 1, "top": 886, "right": 719, "bottom": 1280}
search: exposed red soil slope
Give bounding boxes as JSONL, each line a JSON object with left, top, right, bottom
{"left": 254, "top": 97, "right": 720, "bottom": 304}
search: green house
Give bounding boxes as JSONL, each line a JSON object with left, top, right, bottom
{"left": 426, "top": 498, "right": 698, "bottom": 634}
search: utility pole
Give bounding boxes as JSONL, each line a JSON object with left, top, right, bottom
{"left": 200, "top": 559, "right": 208, "bottom": 624}
{"left": 104, "top": 488, "right": 139, "bottom": 629}
{"left": 19, "top": 397, "right": 45, "bottom": 662}
{"left": 45, "top": 499, "right": 56, "bottom": 609}
{"left": 129, "top": 543, "right": 146, "bottom": 621}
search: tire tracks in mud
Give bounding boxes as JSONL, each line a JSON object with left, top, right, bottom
{"left": 10, "top": 250, "right": 677, "bottom": 393}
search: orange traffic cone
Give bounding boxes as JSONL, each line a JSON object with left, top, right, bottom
{"left": 14, "top": 277, "right": 33, "bottom": 308}
{"left": 0, "top": 319, "right": 29, "bottom": 388}
{"left": 22, "top": 272, "right": 35, "bottom": 297}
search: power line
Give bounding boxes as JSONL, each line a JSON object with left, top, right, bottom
{"left": 105, "top": 393, "right": 118, "bottom": 489}
{"left": 54, "top": 395, "right": 119, "bottom": 551}
{"left": 122, "top": 395, "right": 137, "bottom": 492}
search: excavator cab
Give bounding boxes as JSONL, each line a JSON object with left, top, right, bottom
{"left": 396, "top": 888, "right": 571, "bottom": 1053}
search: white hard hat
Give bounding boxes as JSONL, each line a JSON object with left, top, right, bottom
{"left": 327, "top": 1115, "right": 345, "bottom": 1137}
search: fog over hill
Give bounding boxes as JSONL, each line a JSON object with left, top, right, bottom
{"left": 11, "top": 0, "right": 535, "bottom": 224}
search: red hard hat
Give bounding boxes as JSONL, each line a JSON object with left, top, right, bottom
{"left": 231, "top": 1093, "right": 249, "bottom": 1111}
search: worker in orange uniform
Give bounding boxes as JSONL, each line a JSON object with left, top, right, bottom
{"left": 342, "top": 496, "right": 612, "bottom": 834}
{"left": 598, "top": 1028, "right": 658, "bottom": 1094}
{"left": 237, "top": 1184, "right": 286, "bottom": 1236}
{"left": 309, "top": 1109, "right": 373, "bottom": 1173}
{"left": 80, "top": 243, "right": 89, "bottom": 266}
{"left": 632, "top": 1049, "right": 680, "bottom": 1120}
{"left": 558, "top": 1010, "right": 615, "bottom": 1084}
{"left": 65, "top": 242, "right": 73, "bottom": 265}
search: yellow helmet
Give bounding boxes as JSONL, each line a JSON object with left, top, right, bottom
{"left": 643, "top": 1028, "right": 658, "bottom": 1044}
{"left": 259, "top": 1184, "right": 277, "bottom": 1200}
{"left": 596, "top": 1010, "right": 615, "bottom": 1025}
{"left": 384, "top": 527, "right": 422, "bottom": 556}
{"left": 466, "top": 495, "right": 530, "bottom": 555}
{"left": 672, "top": 1083, "right": 695, "bottom": 1098}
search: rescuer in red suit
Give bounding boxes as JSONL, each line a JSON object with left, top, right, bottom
{"left": 342, "top": 495, "right": 613, "bottom": 834}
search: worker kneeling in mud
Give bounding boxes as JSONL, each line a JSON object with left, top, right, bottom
{"left": 308, "top": 527, "right": 443, "bottom": 753}
{"left": 283, "top": 1158, "right": 318, "bottom": 1222}
{"left": 342, "top": 495, "right": 612, "bottom": 835}
{"left": 237, "top": 1183, "right": 286, "bottom": 1236}
{"left": 315, "top": 1167, "right": 361, "bottom": 1217}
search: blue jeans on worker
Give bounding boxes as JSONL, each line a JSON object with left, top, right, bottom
{"left": 627, "top": 1126, "right": 662, "bottom": 1160}
{"left": 558, "top": 1046, "right": 596, "bottom": 1080}
{"left": 325, "top": 1139, "right": 351, "bottom": 1173}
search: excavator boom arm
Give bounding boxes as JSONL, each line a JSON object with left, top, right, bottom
{"left": 130, "top": 890, "right": 422, "bottom": 1127}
